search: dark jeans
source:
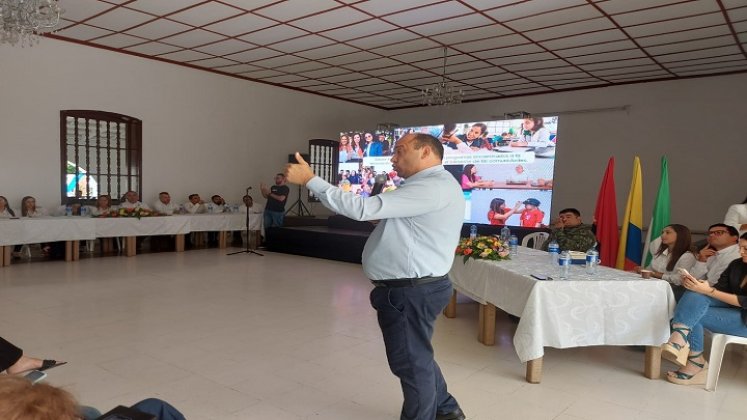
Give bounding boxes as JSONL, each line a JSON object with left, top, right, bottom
{"left": 370, "top": 277, "right": 459, "bottom": 420}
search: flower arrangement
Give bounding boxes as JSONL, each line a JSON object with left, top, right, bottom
{"left": 455, "top": 235, "right": 510, "bottom": 263}
{"left": 93, "top": 208, "right": 162, "bottom": 219}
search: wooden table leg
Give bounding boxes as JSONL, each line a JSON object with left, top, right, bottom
{"left": 644, "top": 346, "right": 661, "bottom": 379}
{"left": 175, "top": 234, "right": 185, "bottom": 252}
{"left": 72, "top": 240, "right": 80, "bottom": 261}
{"left": 526, "top": 357, "right": 543, "bottom": 383}
{"left": 478, "top": 304, "right": 485, "bottom": 343}
{"left": 218, "top": 231, "right": 227, "bottom": 249}
{"left": 1, "top": 246, "right": 10, "bottom": 267}
{"left": 65, "top": 241, "right": 73, "bottom": 262}
{"left": 443, "top": 290, "right": 457, "bottom": 318}
{"left": 126, "top": 237, "right": 136, "bottom": 257}
{"left": 482, "top": 303, "right": 496, "bottom": 346}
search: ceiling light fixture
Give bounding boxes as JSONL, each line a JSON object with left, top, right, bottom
{"left": 0, "top": 0, "right": 63, "bottom": 47}
{"left": 422, "top": 47, "right": 463, "bottom": 106}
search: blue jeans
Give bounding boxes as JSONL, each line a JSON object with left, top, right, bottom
{"left": 673, "top": 291, "right": 747, "bottom": 352}
{"left": 370, "top": 278, "right": 460, "bottom": 420}
{"left": 263, "top": 210, "right": 284, "bottom": 228}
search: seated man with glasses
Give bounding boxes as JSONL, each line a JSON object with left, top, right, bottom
{"left": 690, "top": 223, "right": 741, "bottom": 285}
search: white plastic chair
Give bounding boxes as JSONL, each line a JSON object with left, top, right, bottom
{"left": 521, "top": 232, "right": 549, "bottom": 250}
{"left": 705, "top": 333, "right": 747, "bottom": 391}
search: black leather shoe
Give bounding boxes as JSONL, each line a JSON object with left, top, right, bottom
{"left": 436, "top": 407, "right": 465, "bottom": 420}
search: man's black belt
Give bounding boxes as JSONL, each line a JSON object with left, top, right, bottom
{"left": 370, "top": 275, "right": 448, "bottom": 288}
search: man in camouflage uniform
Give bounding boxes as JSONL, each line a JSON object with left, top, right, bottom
{"left": 541, "top": 208, "right": 596, "bottom": 252}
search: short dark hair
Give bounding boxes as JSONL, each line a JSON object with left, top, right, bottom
{"left": 741, "top": 232, "right": 747, "bottom": 241}
{"left": 473, "top": 123, "right": 487, "bottom": 135}
{"left": 159, "top": 191, "right": 169, "bottom": 196}
{"left": 708, "top": 223, "right": 739, "bottom": 237}
{"left": 188, "top": 194, "right": 198, "bottom": 200}
{"left": 559, "top": 208, "right": 580, "bottom": 217}
{"left": 276, "top": 173, "right": 285, "bottom": 177}
{"left": 409, "top": 133, "right": 444, "bottom": 161}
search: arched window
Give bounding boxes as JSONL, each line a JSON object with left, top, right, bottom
{"left": 60, "top": 111, "right": 142, "bottom": 205}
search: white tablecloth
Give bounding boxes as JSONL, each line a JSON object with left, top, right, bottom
{"left": 448, "top": 246, "right": 676, "bottom": 362}
{"left": 0, "top": 213, "right": 263, "bottom": 245}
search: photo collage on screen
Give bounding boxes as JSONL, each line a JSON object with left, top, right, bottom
{"left": 337, "top": 116, "right": 558, "bottom": 226}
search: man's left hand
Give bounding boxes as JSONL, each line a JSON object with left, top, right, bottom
{"left": 285, "top": 152, "right": 316, "bottom": 186}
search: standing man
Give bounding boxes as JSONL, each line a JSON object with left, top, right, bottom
{"left": 285, "top": 133, "right": 466, "bottom": 420}
{"left": 260, "top": 173, "right": 289, "bottom": 228}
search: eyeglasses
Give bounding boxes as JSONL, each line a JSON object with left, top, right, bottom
{"left": 708, "top": 230, "right": 729, "bottom": 236}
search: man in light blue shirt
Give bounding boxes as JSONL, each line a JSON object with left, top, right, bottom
{"left": 286, "top": 133, "right": 466, "bottom": 420}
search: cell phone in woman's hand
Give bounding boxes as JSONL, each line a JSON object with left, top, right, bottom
{"left": 677, "top": 268, "right": 690, "bottom": 277}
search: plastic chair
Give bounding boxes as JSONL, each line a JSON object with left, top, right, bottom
{"left": 705, "top": 333, "right": 747, "bottom": 391}
{"left": 521, "top": 232, "right": 549, "bottom": 249}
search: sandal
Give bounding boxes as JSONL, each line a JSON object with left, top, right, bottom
{"left": 661, "top": 325, "right": 690, "bottom": 366}
{"left": 666, "top": 352, "right": 708, "bottom": 385}
{"left": 38, "top": 360, "right": 67, "bottom": 372}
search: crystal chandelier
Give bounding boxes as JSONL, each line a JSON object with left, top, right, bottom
{"left": 422, "top": 47, "right": 464, "bottom": 106}
{"left": 0, "top": 0, "right": 63, "bottom": 47}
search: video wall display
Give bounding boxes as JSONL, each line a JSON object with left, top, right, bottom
{"left": 337, "top": 116, "right": 559, "bottom": 226}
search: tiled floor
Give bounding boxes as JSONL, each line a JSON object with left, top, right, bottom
{"left": 1, "top": 249, "right": 746, "bottom": 419}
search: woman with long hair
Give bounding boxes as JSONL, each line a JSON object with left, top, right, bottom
{"left": 661, "top": 232, "right": 747, "bottom": 386}
{"left": 351, "top": 133, "right": 364, "bottom": 160}
{"left": 486, "top": 198, "right": 520, "bottom": 226}
{"left": 339, "top": 134, "right": 354, "bottom": 163}
{"left": 510, "top": 116, "right": 554, "bottom": 155}
{"left": 20, "top": 196, "right": 46, "bottom": 217}
{"left": 460, "top": 164, "right": 493, "bottom": 191}
{"left": 636, "top": 224, "right": 696, "bottom": 288}
{"left": 0, "top": 196, "right": 16, "bottom": 218}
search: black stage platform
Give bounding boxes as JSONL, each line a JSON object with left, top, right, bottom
{"left": 266, "top": 215, "right": 550, "bottom": 264}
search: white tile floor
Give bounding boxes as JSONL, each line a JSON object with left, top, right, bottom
{"left": 1, "top": 249, "right": 746, "bottom": 420}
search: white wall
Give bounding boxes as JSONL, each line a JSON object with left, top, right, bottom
{"left": 0, "top": 39, "right": 384, "bottom": 211}
{"left": 385, "top": 74, "right": 747, "bottom": 232}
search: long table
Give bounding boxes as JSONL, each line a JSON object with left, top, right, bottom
{"left": 445, "top": 246, "right": 675, "bottom": 383}
{"left": 0, "top": 213, "right": 262, "bottom": 265}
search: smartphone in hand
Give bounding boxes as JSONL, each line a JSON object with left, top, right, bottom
{"left": 24, "top": 370, "right": 47, "bottom": 384}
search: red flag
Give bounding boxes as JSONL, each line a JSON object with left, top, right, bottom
{"left": 594, "top": 157, "right": 619, "bottom": 267}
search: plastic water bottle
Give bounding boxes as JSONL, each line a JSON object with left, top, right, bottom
{"left": 547, "top": 239, "right": 560, "bottom": 265}
{"left": 509, "top": 234, "right": 518, "bottom": 256}
{"left": 559, "top": 251, "right": 571, "bottom": 279}
{"left": 469, "top": 225, "right": 477, "bottom": 240}
{"left": 585, "top": 245, "right": 599, "bottom": 275}
{"left": 80, "top": 206, "right": 88, "bottom": 217}
{"left": 65, "top": 205, "right": 72, "bottom": 216}
{"left": 207, "top": 203, "right": 214, "bottom": 213}
{"left": 500, "top": 225, "right": 511, "bottom": 242}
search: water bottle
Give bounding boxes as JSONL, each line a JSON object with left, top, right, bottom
{"left": 469, "top": 225, "right": 477, "bottom": 240}
{"left": 559, "top": 251, "right": 571, "bottom": 279}
{"left": 585, "top": 245, "right": 599, "bottom": 275}
{"left": 509, "top": 234, "right": 518, "bottom": 256}
{"left": 207, "top": 203, "right": 214, "bottom": 213}
{"left": 80, "top": 206, "right": 88, "bottom": 217}
{"left": 500, "top": 225, "right": 510, "bottom": 242}
{"left": 65, "top": 205, "right": 72, "bottom": 216}
{"left": 547, "top": 239, "right": 560, "bottom": 265}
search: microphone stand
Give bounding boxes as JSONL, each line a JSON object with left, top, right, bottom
{"left": 228, "top": 187, "right": 263, "bottom": 257}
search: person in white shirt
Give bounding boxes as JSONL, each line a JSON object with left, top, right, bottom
{"left": 153, "top": 192, "right": 177, "bottom": 215}
{"left": 510, "top": 117, "right": 554, "bottom": 155}
{"left": 506, "top": 164, "right": 531, "bottom": 185}
{"left": 87, "top": 194, "right": 114, "bottom": 217}
{"left": 119, "top": 191, "right": 150, "bottom": 210}
{"left": 724, "top": 195, "right": 747, "bottom": 235}
{"left": 0, "top": 196, "right": 17, "bottom": 218}
{"left": 239, "top": 195, "right": 262, "bottom": 215}
{"left": 208, "top": 195, "right": 226, "bottom": 214}
{"left": 690, "top": 223, "right": 741, "bottom": 285}
{"left": 20, "top": 196, "right": 47, "bottom": 217}
{"left": 635, "top": 224, "right": 697, "bottom": 300}
{"left": 183, "top": 194, "right": 206, "bottom": 214}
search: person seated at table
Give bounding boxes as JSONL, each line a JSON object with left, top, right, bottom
{"left": 486, "top": 198, "right": 520, "bottom": 226}
{"left": 208, "top": 194, "right": 226, "bottom": 213}
{"left": 540, "top": 208, "right": 596, "bottom": 251}
{"left": 506, "top": 165, "right": 531, "bottom": 185}
{"left": 14, "top": 196, "right": 63, "bottom": 258}
{"left": 518, "top": 198, "right": 545, "bottom": 228}
{"left": 0, "top": 375, "right": 187, "bottom": 420}
{"left": 152, "top": 191, "right": 177, "bottom": 215}
{"left": 0, "top": 196, "right": 17, "bottom": 218}
{"left": 20, "top": 196, "right": 47, "bottom": 217}
{"left": 460, "top": 164, "right": 493, "bottom": 191}
{"left": 691, "top": 223, "right": 741, "bottom": 285}
{"left": 86, "top": 194, "right": 114, "bottom": 216}
{"left": 184, "top": 194, "right": 206, "bottom": 214}
{"left": 660, "top": 232, "right": 747, "bottom": 386}
{"left": 634, "top": 224, "right": 696, "bottom": 299}
{"left": 0, "top": 336, "right": 66, "bottom": 375}
{"left": 119, "top": 190, "right": 150, "bottom": 210}
{"left": 510, "top": 116, "right": 554, "bottom": 155}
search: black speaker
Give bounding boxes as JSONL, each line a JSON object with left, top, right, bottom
{"left": 288, "top": 153, "right": 310, "bottom": 163}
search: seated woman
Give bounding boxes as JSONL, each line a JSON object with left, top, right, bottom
{"left": 635, "top": 224, "right": 696, "bottom": 299}
{"left": 87, "top": 194, "right": 113, "bottom": 216}
{"left": 20, "top": 196, "right": 47, "bottom": 218}
{"left": 660, "top": 232, "right": 747, "bottom": 386}
{"left": 0, "top": 196, "right": 17, "bottom": 218}
{"left": 486, "top": 198, "right": 520, "bottom": 226}
{"left": 460, "top": 164, "right": 493, "bottom": 191}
